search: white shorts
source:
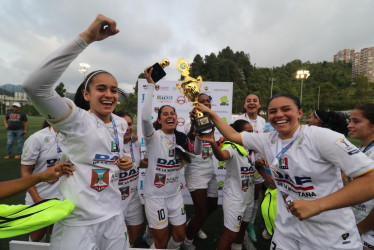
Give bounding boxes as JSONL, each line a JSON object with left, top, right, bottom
{"left": 362, "top": 230, "right": 374, "bottom": 249}
{"left": 271, "top": 228, "right": 362, "bottom": 250}
{"left": 144, "top": 192, "right": 186, "bottom": 230}
{"left": 50, "top": 213, "right": 129, "bottom": 250}
{"left": 223, "top": 197, "right": 254, "bottom": 233}
{"left": 125, "top": 194, "right": 144, "bottom": 226}
{"left": 185, "top": 172, "right": 218, "bottom": 197}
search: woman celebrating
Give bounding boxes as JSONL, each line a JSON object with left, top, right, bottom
{"left": 199, "top": 120, "right": 255, "bottom": 250}
{"left": 141, "top": 67, "right": 192, "bottom": 249}
{"left": 22, "top": 15, "right": 132, "bottom": 250}
{"left": 115, "top": 111, "right": 148, "bottom": 247}
{"left": 234, "top": 93, "right": 266, "bottom": 242}
{"left": 183, "top": 93, "right": 218, "bottom": 250}
{"left": 348, "top": 104, "right": 374, "bottom": 250}
{"left": 196, "top": 93, "right": 374, "bottom": 250}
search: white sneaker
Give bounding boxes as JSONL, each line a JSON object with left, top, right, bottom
{"left": 197, "top": 229, "right": 207, "bottom": 239}
{"left": 262, "top": 229, "right": 272, "bottom": 240}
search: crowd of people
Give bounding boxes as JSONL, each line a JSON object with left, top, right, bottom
{"left": 2, "top": 14, "right": 374, "bottom": 250}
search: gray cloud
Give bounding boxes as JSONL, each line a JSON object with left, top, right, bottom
{"left": 0, "top": 0, "right": 373, "bottom": 93}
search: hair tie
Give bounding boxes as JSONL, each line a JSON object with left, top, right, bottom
{"left": 84, "top": 70, "right": 108, "bottom": 90}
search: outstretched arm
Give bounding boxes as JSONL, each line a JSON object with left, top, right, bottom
{"left": 141, "top": 68, "right": 156, "bottom": 137}
{"left": 195, "top": 104, "right": 243, "bottom": 145}
{"left": 22, "top": 14, "right": 119, "bottom": 123}
{"left": 0, "top": 162, "right": 74, "bottom": 199}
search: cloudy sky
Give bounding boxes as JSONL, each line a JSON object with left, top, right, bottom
{"left": 1, "top": 0, "right": 373, "bottom": 94}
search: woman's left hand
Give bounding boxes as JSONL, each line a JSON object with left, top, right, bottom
{"left": 288, "top": 199, "right": 322, "bottom": 221}
{"left": 118, "top": 156, "right": 133, "bottom": 171}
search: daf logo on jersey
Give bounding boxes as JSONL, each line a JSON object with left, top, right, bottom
{"left": 241, "top": 166, "right": 255, "bottom": 174}
{"left": 177, "top": 117, "right": 185, "bottom": 127}
{"left": 278, "top": 157, "right": 288, "bottom": 169}
{"left": 335, "top": 138, "right": 360, "bottom": 155}
{"left": 276, "top": 172, "right": 317, "bottom": 198}
{"left": 241, "top": 180, "right": 249, "bottom": 192}
{"left": 154, "top": 173, "right": 166, "bottom": 188}
{"left": 119, "top": 186, "right": 130, "bottom": 200}
{"left": 91, "top": 169, "right": 110, "bottom": 192}
{"left": 176, "top": 96, "right": 187, "bottom": 104}
{"left": 93, "top": 154, "right": 119, "bottom": 164}
{"left": 119, "top": 169, "right": 138, "bottom": 180}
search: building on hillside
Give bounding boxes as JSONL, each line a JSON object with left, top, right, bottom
{"left": 0, "top": 91, "right": 30, "bottom": 111}
{"left": 351, "top": 46, "right": 374, "bottom": 83}
{"left": 333, "top": 49, "right": 355, "bottom": 63}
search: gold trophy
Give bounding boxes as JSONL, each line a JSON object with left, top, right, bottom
{"left": 176, "top": 58, "right": 214, "bottom": 134}
{"left": 148, "top": 58, "right": 170, "bottom": 83}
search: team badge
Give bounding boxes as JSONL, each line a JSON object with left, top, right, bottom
{"left": 154, "top": 173, "right": 166, "bottom": 188}
{"left": 202, "top": 148, "right": 210, "bottom": 159}
{"left": 335, "top": 138, "right": 360, "bottom": 155}
{"left": 119, "top": 186, "right": 130, "bottom": 200}
{"left": 278, "top": 157, "right": 288, "bottom": 169}
{"left": 280, "top": 191, "right": 292, "bottom": 209}
{"left": 241, "top": 180, "right": 249, "bottom": 192}
{"left": 91, "top": 169, "right": 110, "bottom": 192}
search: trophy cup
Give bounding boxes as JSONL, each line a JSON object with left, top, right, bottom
{"left": 176, "top": 58, "right": 214, "bottom": 134}
{"left": 147, "top": 58, "right": 170, "bottom": 83}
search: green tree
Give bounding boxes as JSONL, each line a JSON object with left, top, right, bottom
{"left": 55, "top": 82, "right": 66, "bottom": 97}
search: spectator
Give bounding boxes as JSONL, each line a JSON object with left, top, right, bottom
{"left": 4, "top": 102, "right": 28, "bottom": 159}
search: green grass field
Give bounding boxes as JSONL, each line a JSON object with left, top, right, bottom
{"left": 0, "top": 116, "right": 362, "bottom": 250}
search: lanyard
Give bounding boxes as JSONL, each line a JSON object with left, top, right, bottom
{"left": 128, "top": 139, "right": 135, "bottom": 163}
{"left": 53, "top": 129, "right": 62, "bottom": 154}
{"left": 160, "top": 131, "right": 186, "bottom": 153}
{"left": 111, "top": 115, "right": 120, "bottom": 153}
{"left": 363, "top": 140, "right": 374, "bottom": 153}
{"left": 269, "top": 125, "right": 302, "bottom": 177}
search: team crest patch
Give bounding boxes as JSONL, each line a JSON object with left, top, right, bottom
{"left": 278, "top": 157, "right": 288, "bottom": 169}
{"left": 241, "top": 180, "right": 249, "bottom": 192}
{"left": 154, "top": 173, "right": 166, "bottom": 188}
{"left": 119, "top": 186, "right": 130, "bottom": 200}
{"left": 91, "top": 169, "right": 110, "bottom": 192}
{"left": 334, "top": 138, "right": 360, "bottom": 155}
{"left": 202, "top": 147, "right": 210, "bottom": 159}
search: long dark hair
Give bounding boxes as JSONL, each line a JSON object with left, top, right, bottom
{"left": 74, "top": 70, "right": 114, "bottom": 110}
{"left": 231, "top": 119, "right": 250, "bottom": 133}
{"left": 314, "top": 110, "right": 349, "bottom": 135}
{"left": 354, "top": 104, "right": 374, "bottom": 125}
{"left": 153, "top": 105, "right": 191, "bottom": 163}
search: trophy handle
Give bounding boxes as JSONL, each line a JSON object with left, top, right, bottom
{"left": 176, "top": 84, "right": 184, "bottom": 95}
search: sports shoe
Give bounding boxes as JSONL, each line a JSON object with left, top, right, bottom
{"left": 197, "top": 229, "right": 207, "bottom": 239}
{"left": 14, "top": 154, "right": 21, "bottom": 159}
{"left": 142, "top": 226, "right": 154, "bottom": 246}
{"left": 4, "top": 155, "right": 12, "bottom": 159}
{"left": 247, "top": 222, "right": 257, "bottom": 242}
{"left": 181, "top": 242, "right": 196, "bottom": 250}
{"left": 262, "top": 229, "right": 272, "bottom": 240}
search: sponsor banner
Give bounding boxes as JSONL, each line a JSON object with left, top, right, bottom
{"left": 137, "top": 79, "right": 233, "bottom": 205}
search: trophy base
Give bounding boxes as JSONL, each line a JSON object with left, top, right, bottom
{"left": 194, "top": 116, "right": 214, "bottom": 134}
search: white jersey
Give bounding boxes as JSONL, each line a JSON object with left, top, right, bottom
{"left": 352, "top": 144, "right": 374, "bottom": 223}
{"left": 119, "top": 140, "right": 141, "bottom": 215}
{"left": 241, "top": 125, "right": 374, "bottom": 248}
{"left": 222, "top": 144, "right": 255, "bottom": 203}
{"left": 53, "top": 101, "right": 128, "bottom": 226}
{"left": 21, "top": 127, "right": 63, "bottom": 203}
{"left": 143, "top": 130, "right": 182, "bottom": 198}
{"left": 234, "top": 113, "right": 266, "bottom": 133}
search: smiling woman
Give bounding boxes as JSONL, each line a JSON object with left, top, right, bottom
{"left": 22, "top": 14, "right": 133, "bottom": 250}
{"left": 195, "top": 92, "right": 374, "bottom": 250}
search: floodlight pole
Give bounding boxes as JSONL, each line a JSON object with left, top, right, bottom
{"left": 296, "top": 70, "right": 310, "bottom": 106}
{"left": 79, "top": 63, "right": 91, "bottom": 79}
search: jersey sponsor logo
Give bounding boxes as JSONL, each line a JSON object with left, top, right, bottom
{"left": 335, "top": 138, "right": 360, "bottom": 155}
{"left": 154, "top": 173, "right": 166, "bottom": 188}
{"left": 278, "top": 157, "right": 288, "bottom": 169}
{"left": 275, "top": 172, "right": 314, "bottom": 191}
{"left": 242, "top": 179, "right": 249, "bottom": 192}
{"left": 91, "top": 169, "right": 110, "bottom": 192}
{"left": 119, "top": 186, "right": 130, "bottom": 200}
{"left": 92, "top": 154, "right": 119, "bottom": 164}
{"left": 241, "top": 166, "right": 255, "bottom": 175}
{"left": 156, "top": 158, "right": 181, "bottom": 169}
